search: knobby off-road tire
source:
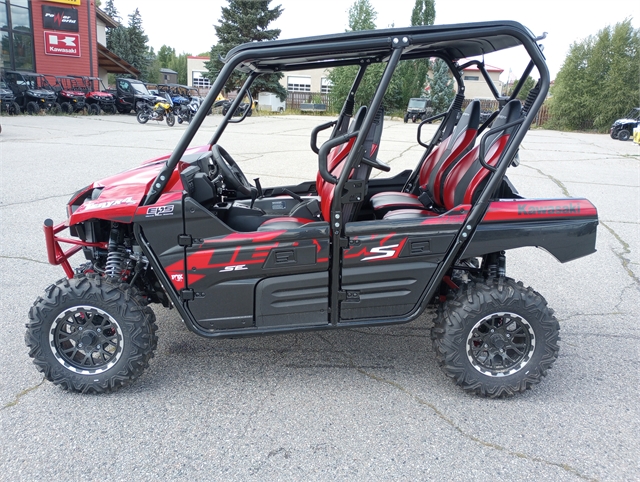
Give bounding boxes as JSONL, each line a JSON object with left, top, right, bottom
{"left": 27, "top": 101, "right": 40, "bottom": 115}
{"left": 431, "top": 277, "right": 560, "bottom": 398}
{"left": 617, "top": 130, "right": 630, "bottom": 141}
{"left": 25, "top": 275, "right": 158, "bottom": 393}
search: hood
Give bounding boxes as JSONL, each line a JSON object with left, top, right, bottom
{"left": 60, "top": 89, "right": 86, "bottom": 97}
{"left": 87, "top": 91, "right": 114, "bottom": 98}
{"left": 69, "top": 145, "right": 211, "bottom": 224}
{"left": 29, "top": 89, "right": 56, "bottom": 98}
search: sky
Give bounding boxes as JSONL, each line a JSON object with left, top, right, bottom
{"left": 110, "top": 0, "right": 638, "bottom": 81}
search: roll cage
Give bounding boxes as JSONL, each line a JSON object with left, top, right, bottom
{"left": 143, "top": 21, "right": 550, "bottom": 325}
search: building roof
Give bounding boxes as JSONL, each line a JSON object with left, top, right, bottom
{"left": 160, "top": 68, "right": 178, "bottom": 74}
{"left": 462, "top": 63, "right": 504, "bottom": 73}
{"left": 188, "top": 56, "right": 210, "bottom": 60}
{"left": 96, "top": 7, "right": 119, "bottom": 29}
{"left": 97, "top": 43, "right": 141, "bottom": 77}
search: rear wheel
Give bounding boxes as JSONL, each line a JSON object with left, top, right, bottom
{"left": 431, "top": 277, "right": 559, "bottom": 397}
{"left": 165, "top": 111, "right": 175, "bottom": 127}
{"left": 617, "top": 130, "right": 630, "bottom": 141}
{"left": 27, "top": 101, "right": 40, "bottom": 115}
{"left": 25, "top": 275, "right": 158, "bottom": 393}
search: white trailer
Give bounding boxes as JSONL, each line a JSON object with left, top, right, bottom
{"left": 257, "top": 92, "right": 286, "bottom": 113}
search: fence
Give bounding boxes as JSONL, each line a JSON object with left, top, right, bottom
{"left": 286, "top": 92, "right": 332, "bottom": 111}
{"left": 461, "top": 98, "right": 554, "bottom": 128}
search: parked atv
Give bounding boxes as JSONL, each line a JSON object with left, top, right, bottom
{"left": 49, "top": 76, "right": 87, "bottom": 114}
{"left": 136, "top": 92, "right": 175, "bottom": 126}
{"left": 610, "top": 108, "right": 640, "bottom": 141}
{"left": 404, "top": 97, "right": 431, "bottom": 123}
{"left": 3, "top": 71, "right": 59, "bottom": 114}
{"left": 70, "top": 76, "right": 117, "bottom": 114}
{"left": 112, "top": 77, "right": 156, "bottom": 114}
{"left": 0, "top": 80, "right": 20, "bottom": 115}
{"left": 29, "top": 22, "right": 598, "bottom": 398}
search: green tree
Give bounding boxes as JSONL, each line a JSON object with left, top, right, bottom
{"left": 125, "top": 9, "right": 151, "bottom": 80}
{"left": 509, "top": 75, "right": 536, "bottom": 101}
{"left": 157, "top": 45, "right": 176, "bottom": 68}
{"left": 393, "top": 0, "right": 435, "bottom": 110}
{"left": 550, "top": 19, "right": 640, "bottom": 131}
{"left": 348, "top": 0, "right": 377, "bottom": 31}
{"left": 205, "top": 0, "right": 286, "bottom": 100}
{"left": 427, "top": 58, "right": 455, "bottom": 114}
{"left": 411, "top": 0, "right": 435, "bottom": 27}
{"left": 103, "top": 0, "right": 121, "bottom": 50}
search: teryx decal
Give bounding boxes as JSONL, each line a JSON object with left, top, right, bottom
{"left": 83, "top": 197, "right": 136, "bottom": 211}
{"left": 362, "top": 244, "right": 399, "bottom": 261}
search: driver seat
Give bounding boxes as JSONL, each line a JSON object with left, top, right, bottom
{"left": 257, "top": 106, "right": 385, "bottom": 231}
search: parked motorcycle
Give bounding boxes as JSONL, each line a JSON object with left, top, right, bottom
{"left": 177, "top": 96, "right": 200, "bottom": 124}
{"left": 136, "top": 93, "right": 175, "bottom": 126}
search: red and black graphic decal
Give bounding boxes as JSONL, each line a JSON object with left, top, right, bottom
{"left": 483, "top": 199, "right": 597, "bottom": 222}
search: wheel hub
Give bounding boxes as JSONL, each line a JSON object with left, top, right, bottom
{"left": 467, "top": 312, "right": 535, "bottom": 377}
{"left": 49, "top": 306, "right": 124, "bottom": 375}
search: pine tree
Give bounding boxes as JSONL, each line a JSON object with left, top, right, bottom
{"left": 103, "top": 0, "right": 121, "bottom": 50}
{"left": 427, "top": 59, "right": 455, "bottom": 114}
{"left": 348, "top": 0, "right": 377, "bottom": 31}
{"left": 125, "top": 9, "right": 151, "bottom": 81}
{"left": 205, "top": 0, "right": 286, "bottom": 100}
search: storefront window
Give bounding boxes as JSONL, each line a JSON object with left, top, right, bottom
{"left": 1, "top": 0, "right": 34, "bottom": 71}
{"left": 10, "top": 5, "right": 29, "bottom": 31}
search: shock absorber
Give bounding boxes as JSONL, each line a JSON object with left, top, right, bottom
{"left": 485, "top": 251, "right": 506, "bottom": 278}
{"left": 105, "top": 224, "right": 126, "bottom": 279}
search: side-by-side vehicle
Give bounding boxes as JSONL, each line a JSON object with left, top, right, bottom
{"left": 27, "top": 21, "right": 598, "bottom": 398}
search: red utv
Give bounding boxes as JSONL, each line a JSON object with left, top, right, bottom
{"left": 69, "top": 76, "right": 117, "bottom": 114}
{"left": 27, "top": 21, "right": 598, "bottom": 398}
{"left": 48, "top": 75, "right": 87, "bottom": 114}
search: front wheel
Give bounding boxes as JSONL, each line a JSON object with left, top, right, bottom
{"left": 27, "top": 101, "right": 40, "bottom": 115}
{"left": 431, "top": 277, "right": 560, "bottom": 398}
{"left": 8, "top": 101, "right": 20, "bottom": 115}
{"left": 88, "top": 104, "right": 101, "bottom": 115}
{"left": 165, "top": 111, "right": 175, "bottom": 127}
{"left": 60, "top": 102, "right": 73, "bottom": 114}
{"left": 617, "top": 130, "right": 630, "bottom": 141}
{"left": 136, "top": 109, "right": 149, "bottom": 124}
{"left": 25, "top": 275, "right": 158, "bottom": 393}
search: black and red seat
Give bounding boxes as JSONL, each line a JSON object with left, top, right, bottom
{"left": 383, "top": 99, "right": 523, "bottom": 220}
{"left": 257, "top": 106, "right": 385, "bottom": 231}
{"left": 370, "top": 100, "right": 481, "bottom": 217}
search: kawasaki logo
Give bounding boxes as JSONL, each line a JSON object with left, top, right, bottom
{"left": 517, "top": 203, "right": 580, "bottom": 215}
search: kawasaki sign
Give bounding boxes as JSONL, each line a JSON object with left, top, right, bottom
{"left": 44, "top": 31, "right": 81, "bottom": 57}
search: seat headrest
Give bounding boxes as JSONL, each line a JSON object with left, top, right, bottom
{"left": 485, "top": 99, "right": 522, "bottom": 147}
{"left": 451, "top": 100, "right": 481, "bottom": 139}
{"left": 349, "top": 105, "right": 367, "bottom": 133}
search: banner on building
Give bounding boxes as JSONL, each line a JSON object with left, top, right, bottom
{"left": 42, "top": 6, "right": 79, "bottom": 32}
{"left": 46, "top": 0, "right": 81, "bottom": 5}
{"left": 44, "top": 31, "right": 81, "bottom": 57}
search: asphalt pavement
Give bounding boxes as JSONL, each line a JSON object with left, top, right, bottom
{"left": 0, "top": 112, "right": 638, "bottom": 481}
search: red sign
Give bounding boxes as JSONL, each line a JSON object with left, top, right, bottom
{"left": 44, "top": 31, "right": 81, "bottom": 57}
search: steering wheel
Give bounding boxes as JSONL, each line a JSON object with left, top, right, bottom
{"left": 211, "top": 145, "right": 254, "bottom": 197}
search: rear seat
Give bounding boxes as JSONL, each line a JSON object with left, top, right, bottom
{"left": 370, "top": 100, "right": 481, "bottom": 217}
{"left": 383, "top": 99, "right": 522, "bottom": 220}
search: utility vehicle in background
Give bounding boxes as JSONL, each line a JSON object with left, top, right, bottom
{"left": 27, "top": 21, "right": 598, "bottom": 398}
{"left": 610, "top": 107, "right": 640, "bottom": 141}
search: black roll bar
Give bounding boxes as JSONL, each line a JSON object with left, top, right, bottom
{"left": 317, "top": 130, "right": 360, "bottom": 184}
{"left": 478, "top": 118, "right": 525, "bottom": 172}
{"left": 310, "top": 120, "right": 337, "bottom": 154}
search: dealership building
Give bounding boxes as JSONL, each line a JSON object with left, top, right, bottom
{"left": 1, "top": 0, "right": 138, "bottom": 83}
